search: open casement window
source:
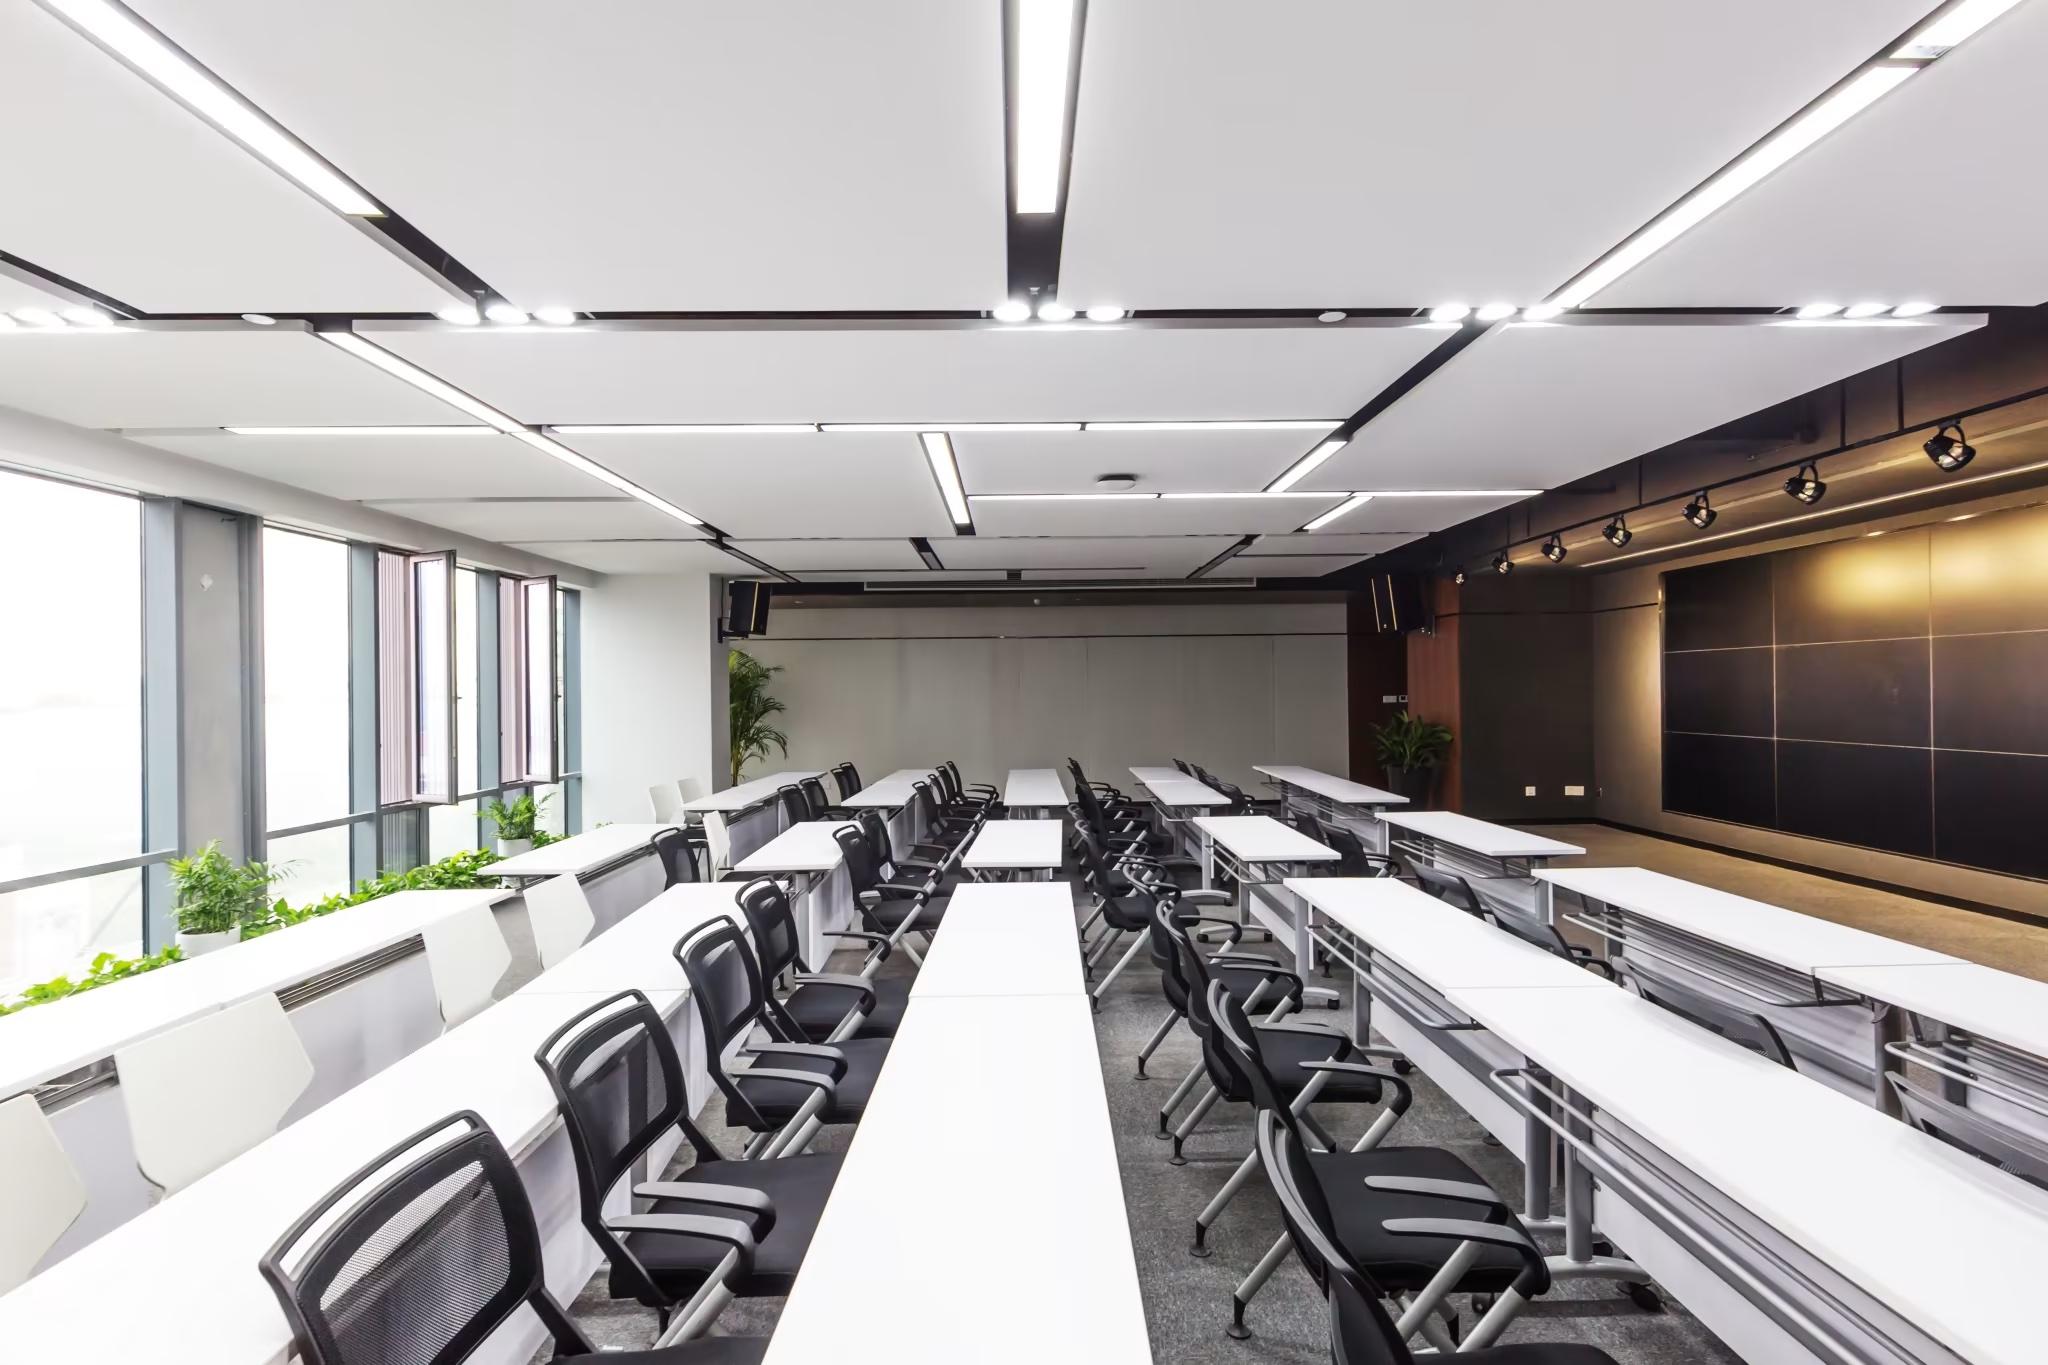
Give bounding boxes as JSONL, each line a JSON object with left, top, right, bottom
{"left": 499, "top": 575, "right": 558, "bottom": 784}
{"left": 376, "top": 549, "right": 458, "bottom": 805}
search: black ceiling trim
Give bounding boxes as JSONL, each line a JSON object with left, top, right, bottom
{"left": 1002, "top": 0, "right": 1090, "bottom": 302}
{"left": 1187, "top": 534, "right": 1256, "bottom": 579}
{"left": 0, "top": 250, "right": 145, "bottom": 318}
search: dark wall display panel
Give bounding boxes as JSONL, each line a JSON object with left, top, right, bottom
{"left": 1663, "top": 646, "right": 1773, "bottom": 738}
{"left": 1661, "top": 501, "right": 2048, "bottom": 882}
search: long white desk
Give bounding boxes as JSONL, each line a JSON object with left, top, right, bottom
{"left": 911, "top": 882, "right": 1083, "bottom": 998}
{"left": 843, "top": 766, "right": 939, "bottom": 809}
{"left": 1254, "top": 765, "right": 1408, "bottom": 852}
{"left": 1195, "top": 815, "right": 1337, "bottom": 969}
{"left": 1380, "top": 810, "right": 1583, "bottom": 919}
{"left": 1003, "top": 766, "right": 1067, "bottom": 818}
{"left": 682, "top": 771, "right": 823, "bottom": 814}
{"left": 1126, "top": 767, "right": 1231, "bottom": 884}
{"left": 732, "top": 819, "right": 857, "bottom": 965}
{"left": 489, "top": 822, "right": 679, "bottom": 882}
{"left": 682, "top": 771, "right": 823, "bottom": 866}
{"left": 960, "top": 818, "right": 1064, "bottom": 880}
{"left": 762, "top": 994, "right": 1151, "bottom": 1363}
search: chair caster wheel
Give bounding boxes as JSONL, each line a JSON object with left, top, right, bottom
{"left": 1189, "top": 1242, "right": 1211, "bottom": 1259}
{"left": 1468, "top": 1294, "right": 1495, "bottom": 1315}
{"left": 1168, "top": 1153, "right": 1188, "bottom": 1167}
{"left": 1225, "top": 1313, "right": 1252, "bottom": 1342}
{"left": 1393, "top": 1058, "right": 1414, "bottom": 1075}
{"left": 1625, "top": 1281, "right": 1663, "bottom": 1313}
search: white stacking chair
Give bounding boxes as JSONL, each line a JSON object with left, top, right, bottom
{"left": 525, "top": 873, "right": 596, "bottom": 969}
{"left": 648, "top": 781, "right": 685, "bottom": 823}
{"left": 676, "top": 776, "right": 704, "bottom": 803}
{"left": 116, "top": 993, "right": 314, "bottom": 1196}
{"left": 0, "top": 1094, "right": 88, "bottom": 1292}
{"left": 421, "top": 901, "right": 512, "bottom": 1028}
{"left": 701, "top": 810, "right": 733, "bottom": 878}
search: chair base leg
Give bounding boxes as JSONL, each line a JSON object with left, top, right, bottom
{"left": 1135, "top": 1007, "right": 1179, "bottom": 1077}
{"left": 1169, "top": 1085, "right": 1219, "bottom": 1165}
{"left": 1232, "top": 1231, "right": 1293, "bottom": 1332}
{"left": 1157, "top": 1059, "right": 1203, "bottom": 1137}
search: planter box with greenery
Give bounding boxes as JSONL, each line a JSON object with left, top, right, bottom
{"left": 1371, "top": 711, "right": 1454, "bottom": 805}
{"left": 169, "top": 841, "right": 282, "bottom": 956}
{"left": 481, "top": 792, "right": 560, "bottom": 857}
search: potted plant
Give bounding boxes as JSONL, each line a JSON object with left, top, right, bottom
{"left": 728, "top": 648, "right": 789, "bottom": 786}
{"left": 1371, "top": 711, "right": 1454, "bottom": 804}
{"left": 167, "top": 841, "right": 281, "bottom": 956}
{"left": 482, "top": 792, "right": 549, "bottom": 856}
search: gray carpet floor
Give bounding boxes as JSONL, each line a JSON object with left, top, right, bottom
{"left": 553, "top": 879, "right": 1743, "bottom": 1363}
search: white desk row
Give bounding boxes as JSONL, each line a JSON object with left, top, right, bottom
{"left": 1003, "top": 766, "right": 1068, "bottom": 818}
{"left": 1252, "top": 764, "right": 1407, "bottom": 853}
{"left": 682, "top": 770, "right": 824, "bottom": 815}
{"left": 487, "top": 822, "right": 677, "bottom": 930}
{"left": 1298, "top": 877, "right": 2048, "bottom": 1365}
{"left": 0, "top": 880, "right": 750, "bottom": 1365}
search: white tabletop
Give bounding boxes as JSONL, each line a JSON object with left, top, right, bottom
{"left": 763, "top": 994, "right": 1150, "bottom": 1364}
{"left": 1379, "top": 810, "right": 1584, "bottom": 860}
{"left": 1537, "top": 866, "right": 1960, "bottom": 975}
{"left": 1457, "top": 985, "right": 2048, "bottom": 1365}
{"left": 1194, "top": 815, "right": 1339, "bottom": 863}
{"left": 1817, "top": 961, "right": 2048, "bottom": 1058}
{"left": 1128, "top": 766, "right": 1230, "bottom": 808}
{"left": 1003, "top": 767, "right": 1068, "bottom": 808}
{"left": 1255, "top": 765, "right": 1409, "bottom": 807}
{"left": 912, "top": 887, "right": 1084, "bottom": 999}
{"left": 516, "top": 884, "right": 746, "bottom": 997}
{"left": 682, "top": 771, "right": 824, "bottom": 813}
{"left": 0, "top": 888, "right": 507, "bottom": 1096}
{"left": 843, "top": 766, "right": 938, "bottom": 809}
{"left": 733, "top": 819, "right": 854, "bottom": 875}
{"left": 488, "top": 823, "right": 677, "bottom": 878}
{"left": 961, "top": 819, "right": 1065, "bottom": 870}
{"left": 1289, "top": 878, "right": 1612, "bottom": 994}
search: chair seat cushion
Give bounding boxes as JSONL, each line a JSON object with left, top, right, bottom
{"left": 869, "top": 896, "right": 946, "bottom": 934}
{"left": 1450, "top": 1345, "right": 1620, "bottom": 1365}
{"left": 734, "top": 1037, "right": 891, "bottom": 1126}
{"left": 1262, "top": 1029, "right": 1381, "bottom": 1105}
{"left": 784, "top": 975, "right": 910, "bottom": 1039}
{"left": 578, "top": 1336, "right": 769, "bottom": 1364}
{"left": 1314, "top": 1146, "right": 1525, "bottom": 1293}
{"left": 616, "top": 1151, "right": 840, "bottom": 1298}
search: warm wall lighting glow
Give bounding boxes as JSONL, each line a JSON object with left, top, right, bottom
{"left": 1013, "top": 0, "right": 1078, "bottom": 213}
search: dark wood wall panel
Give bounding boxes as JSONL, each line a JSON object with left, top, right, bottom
{"left": 1663, "top": 733, "right": 1776, "bottom": 828}
{"left": 1932, "top": 632, "right": 2048, "bottom": 755}
{"left": 1775, "top": 639, "right": 1930, "bottom": 747}
{"left": 1935, "top": 751, "right": 2048, "bottom": 879}
{"left": 1776, "top": 741, "right": 1933, "bottom": 858}
{"left": 1771, "top": 529, "right": 1930, "bottom": 645}
{"left": 1664, "top": 647, "right": 1773, "bottom": 737}
{"left": 1664, "top": 555, "right": 1772, "bottom": 651}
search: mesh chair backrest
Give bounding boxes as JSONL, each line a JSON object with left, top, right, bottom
{"left": 675, "top": 919, "right": 765, "bottom": 1059}
{"left": 1256, "top": 1110, "right": 1354, "bottom": 1302}
{"left": 801, "top": 777, "right": 832, "bottom": 813}
{"left": 777, "top": 784, "right": 811, "bottom": 825}
{"left": 859, "top": 808, "right": 895, "bottom": 869}
{"left": 1204, "top": 975, "right": 1297, "bottom": 1118}
{"left": 1632, "top": 974, "right": 1797, "bottom": 1070}
{"left": 1315, "top": 821, "right": 1382, "bottom": 879}
{"left": 1410, "top": 862, "right": 1482, "bottom": 915}
{"left": 738, "top": 877, "right": 805, "bottom": 978}
{"left": 1174, "top": 758, "right": 1192, "bottom": 774}
{"left": 835, "top": 823, "right": 880, "bottom": 893}
{"left": 650, "top": 828, "right": 698, "bottom": 886}
{"left": 839, "top": 762, "right": 862, "bottom": 792}
{"left": 1327, "top": 1259, "right": 1416, "bottom": 1365}
{"left": 932, "top": 767, "right": 958, "bottom": 803}
{"left": 1891, "top": 1072, "right": 2048, "bottom": 1190}
{"left": 260, "top": 1114, "right": 575, "bottom": 1365}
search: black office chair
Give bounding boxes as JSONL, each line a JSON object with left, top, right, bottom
{"left": 800, "top": 775, "right": 853, "bottom": 821}
{"left": 1623, "top": 968, "right": 1794, "bottom": 1066}
{"left": 1314, "top": 821, "right": 1404, "bottom": 880}
{"left": 652, "top": 827, "right": 705, "bottom": 886}
{"left": 775, "top": 783, "right": 812, "bottom": 827}
{"left": 735, "top": 876, "right": 906, "bottom": 1040}
{"left": 675, "top": 918, "right": 891, "bottom": 1159}
{"left": 1409, "top": 862, "right": 1487, "bottom": 914}
{"left": 835, "top": 823, "right": 948, "bottom": 962}
{"left": 535, "top": 990, "right": 841, "bottom": 1338}
{"left": 1130, "top": 865, "right": 1301, "bottom": 1079}
{"left": 1478, "top": 901, "right": 1618, "bottom": 981}
{"left": 259, "top": 1111, "right": 768, "bottom": 1365}
{"left": 1076, "top": 822, "right": 1231, "bottom": 1003}
{"left": 832, "top": 761, "right": 862, "bottom": 797}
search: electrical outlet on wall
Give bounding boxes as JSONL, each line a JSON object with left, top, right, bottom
{"left": 1565, "top": 784, "right": 1586, "bottom": 797}
{"left": 1524, "top": 785, "right": 1537, "bottom": 797}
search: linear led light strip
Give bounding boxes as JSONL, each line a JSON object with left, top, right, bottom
{"left": 1547, "top": 0, "right": 2025, "bottom": 309}
{"left": 919, "top": 432, "right": 973, "bottom": 529}
{"left": 317, "top": 331, "right": 703, "bottom": 526}
{"left": 41, "top": 0, "right": 383, "bottom": 217}
{"left": 1014, "top": 0, "right": 1078, "bottom": 214}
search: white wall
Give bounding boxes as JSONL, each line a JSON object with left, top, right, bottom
{"left": 579, "top": 574, "right": 726, "bottom": 824}
{"left": 745, "top": 602, "right": 1347, "bottom": 791}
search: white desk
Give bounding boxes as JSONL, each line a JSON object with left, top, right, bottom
{"left": 682, "top": 771, "right": 823, "bottom": 814}
{"left": 1818, "top": 961, "right": 2048, "bottom": 1061}
{"left": 763, "top": 994, "right": 1151, "bottom": 1364}
{"left": 731, "top": 820, "right": 857, "bottom": 965}
{"left": 1380, "top": 810, "right": 1583, "bottom": 920}
{"left": 961, "top": 819, "right": 1064, "bottom": 880}
{"left": 488, "top": 823, "right": 678, "bottom": 883}
{"left": 1459, "top": 985, "right": 2048, "bottom": 1365}
{"left": 1195, "top": 816, "right": 1337, "bottom": 969}
{"left": 1003, "top": 767, "right": 1067, "bottom": 817}
{"left": 912, "top": 883, "right": 1084, "bottom": 999}
{"left": 1254, "top": 765, "right": 1408, "bottom": 809}
{"left": 1296, "top": 878, "right": 1612, "bottom": 995}
{"left": 733, "top": 820, "right": 849, "bottom": 877}
{"left": 517, "top": 883, "right": 745, "bottom": 998}
{"left": 843, "top": 766, "right": 938, "bottom": 809}
{"left": 1128, "top": 766, "right": 1229, "bottom": 809}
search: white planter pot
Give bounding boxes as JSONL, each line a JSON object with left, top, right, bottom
{"left": 498, "top": 837, "right": 533, "bottom": 857}
{"left": 175, "top": 929, "right": 238, "bottom": 957}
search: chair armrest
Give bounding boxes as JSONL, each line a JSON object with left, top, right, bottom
{"left": 1378, "top": 1217, "right": 1547, "bottom": 1297}
{"left": 606, "top": 1213, "right": 755, "bottom": 1274}
{"left": 793, "top": 971, "right": 879, "bottom": 996}
{"left": 1172, "top": 913, "right": 1242, "bottom": 943}
{"left": 825, "top": 930, "right": 891, "bottom": 962}
{"left": 1258, "top": 1018, "right": 1350, "bottom": 1042}
{"left": 744, "top": 1041, "right": 847, "bottom": 1078}
{"left": 636, "top": 1181, "right": 774, "bottom": 1219}
{"left": 734, "top": 1067, "right": 838, "bottom": 1098}
{"left": 1361, "top": 1174, "right": 1501, "bottom": 1206}
{"left": 1305, "top": 1060, "right": 1412, "bottom": 1113}
{"left": 1177, "top": 890, "right": 1235, "bottom": 907}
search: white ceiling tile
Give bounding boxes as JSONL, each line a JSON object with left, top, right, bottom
{"left": 1019, "top": 567, "right": 1202, "bottom": 581}
{"left": 557, "top": 431, "right": 952, "bottom": 538}
{"left": 138, "top": 431, "right": 598, "bottom": 501}
{"left": 363, "top": 499, "right": 705, "bottom": 542}
{"left": 1600, "top": 0, "right": 2048, "bottom": 306}
{"left": 0, "top": 272, "right": 79, "bottom": 315}
{"left": 0, "top": 326, "right": 467, "bottom": 428}
{"left": 969, "top": 494, "right": 1342, "bottom": 537}
{"left": 1059, "top": 0, "right": 1931, "bottom": 308}
{"left": 1212, "top": 554, "right": 1369, "bottom": 579}
{"left": 0, "top": 6, "right": 456, "bottom": 313}
{"left": 507, "top": 540, "right": 747, "bottom": 575}
{"left": 1252, "top": 532, "right": 1420, "bottom": 555}
{"left": 953, "top": 427, "right": 1336, "bottom": 495}
{"left": 1308, "top": 495, "right": 1530, "bottom": 534}
{"left": 129, "top": 0, "right": 1006, "bottom": 311}
{"left": 931, "top": 536, "right": 1236, "bottom": 574}
{"left": 361, "top": 324, "right": 1442, "bottom": 426}
{"left": 1308, "top": 316, "right": 1986, "bottom": 492}
{"left": 732, "top": 540, "right": 925, "bottom": 572}
{"left": 793, "top": 569, "right": 1008, "bottom": 583}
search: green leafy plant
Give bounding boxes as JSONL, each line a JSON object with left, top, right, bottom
{"left": 531, "top": 828, "right": 563, "bottom": 848}
{"left": 0, "top": 947, "right": 184, "bottom": 1016}
{"left": 729, "top": 648, "right": 789, "bottom": 785}
{"left": 480, "top": 792, "right": 549, "bottom": 841}
{"left": 168, "top": 840, "right": 283, "bottom": 936}
{"left": 1371, "top": 711, "right": 1454, "bottom": 774}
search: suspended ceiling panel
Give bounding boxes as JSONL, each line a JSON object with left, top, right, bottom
{"left": 363, "top": 324, "right": 1442, "bottom": 425}
{"left": 952, "top": 427, "right": 1336, "bottom": 495}
{"left": 1212, "top": 554, "right": 1369, "bottom": 579}
{"left": 1316, "top": 495, "right": 1533, "bottom": 534}
{"left": 970, "top": 495, "right": 1340, "bottom": 538}
{"left": 0, "top": 272, "right": 79, "bottom": 315}
{"left": 1308, "top": 316, "right": 1986, "bottom": 493}
{"left": 0, "top": 327, "right": 467, "bottom": 428}
{"left": 732, "top": 540, "right": 926, "bottom": 572}
{"left": 130, "top": 0, "right": 1006, "bottom": 312}
{"left": 361, "top": 499, "right": 706, "bottom": 542}
{"left": 933, "top": 536, "right": 1236, "bottom": 575}
{"left": 795, "top": 570, "right": 1009, "bottom": 583}
{"left": 1601, "top": 0, "right": 2048, "bottom": 306}
{"left": 558, "top": 431, "right": 951, "bottom": 538}
{"left": 1058, "top": 0, "right": 1931, "bottom": 309}
{"left": 505, "top": 539, "right": 747, "bottom": 575}
{"left": 137, "top": 431, "right": 599, "bottom": 501}
{"left": 1251, "top": 532, "right": 1419, "bottom": 556}
{"left": 0, "top": 7, "right": 455, "bottom": 314}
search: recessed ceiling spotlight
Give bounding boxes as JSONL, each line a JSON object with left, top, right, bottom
{"left": 11, "top": 307, "right": 65, "bottom": 328}
{"left": 1603, "top": 514, "right": 1632, "bottom": 548}
{"left": 1842, "top": 302, "right": 1889, "bottom": 319}
{"left": 1094, "top": 473, "right": 1138, "bottom": 492}
{"left": 1085, "top": 305, "right": 1127, "bottom": 322}
{"left": 60, "top": 305, "right": 113, "bottom": 326}
{"left": 435, "top": 301, "right": 481, "bottom": 326}
{"left": 1783, "top": 461, "right": 1827, "bottom": 503}
{"left": 240, "top": 312, "right": 277, "bottom": 326}
{"left": 1891, "top": 301, "right": 1938, "bottom": 317}
{"left": 1924, "top": 421, "right": 1976, "bottom": 472}
{"left": 1453, "top": 568, "right": 1467, "bottom": 586}
{"left": 483, "top": 302, "right": 529, "bottom": 325}
{"left": 1492, "top": 552, "right": 1514, "bottom": 575}
{"left": 1795, "top": 302, "right": 1844, "bottom": 320}
{"left": 1037, "top": 300, "right": 1076, "bottom": 322}
{"left": 1475, "top": 302, "right": 1517, "bottom": 322}
{"left": 1683, "top": 490, "right": 1717, "bottom": 529}
{"left": 533, "top": 306, "right": 578, "bottom": 326}
{"left": 1541, "top": 533, "right": 1568, "bottom": 563}
{"left": 992, "top": 299, "right": 1032, "bottom": 323}
{"left": 1429, "top": 303, "right": 1471, "bottom": 323}
{"left": 1317, "top": 310, "right": 1347, "bottom": 323}
{"left": 1521, "top": 303, "right": 1565, "bottom": 322}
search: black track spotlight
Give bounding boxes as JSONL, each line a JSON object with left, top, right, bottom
{"left": 1783, "top": 462, "right": 1826, "bottom": 504}
{"left": 1924, "top": 421, "right": 1976, "bottom": 472}
{"left": 1541, "top": 533, "right": 1567, "bottom": 564}
{"left": 1492, "top": 552, "right": 1513, "bottom": 576}
{"left": 1683, "top": 491, "right": 1717, "bottom": 530}
{"left": 1603, "top": 514, "right": 1632, "bottom": 548}
{"left": 1453, "top": 568, "right": 1467, "bottom": 586}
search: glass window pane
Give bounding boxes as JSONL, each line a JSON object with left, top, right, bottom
{"left": 524, "top": 581, "right": 554, "bottom": 779}
{"left": 413, "top": 555, "right": 452, "bottom": 801}
{"left": 456, "top": 568, "right": 478, "bottom": 794}
{"left": 263, "top": 529, "right": 351, "bottom": 829}
{"left": 0, "top": 472, "right": 141, "bottom": 883}
{"left": 267, "top": 825, "right": 356, "bottom": 905}
{"left": 0, "top": 867, "right": 145, "bottom": 991}
{"left": 428, "top": 800, "right": 480, "bottom": 863}
{"left": 534, "top": 783, "right": 566, "bottom": 837}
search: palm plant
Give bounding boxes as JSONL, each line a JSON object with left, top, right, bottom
{"left": 729, "top": 648, "right": 789, "bottom": 785}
